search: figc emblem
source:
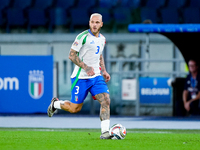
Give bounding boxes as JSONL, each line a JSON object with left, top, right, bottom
{"left": 29, "top": 70, "right": 44, "bottom": 99}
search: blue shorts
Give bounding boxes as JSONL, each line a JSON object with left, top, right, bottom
{"left": 71, "top": 76, "right": 109, "bottom": 104}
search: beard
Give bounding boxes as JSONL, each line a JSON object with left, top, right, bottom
{"left": 89, "top": 26, "right": 101, "bottom": 34}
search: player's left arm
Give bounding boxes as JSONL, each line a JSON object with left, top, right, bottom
{"left": 100, "top": 54, "right": 110, "bottom": 82}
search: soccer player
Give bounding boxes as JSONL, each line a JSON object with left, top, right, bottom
{"left": 47, "top": 13, "right": 112, "bottom": 139}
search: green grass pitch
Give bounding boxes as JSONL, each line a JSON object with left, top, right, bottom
{"left": 0, "top": 128, "right": 200, "bottom": 150}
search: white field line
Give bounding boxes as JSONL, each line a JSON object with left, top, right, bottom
{"left": 1, "top": 128, "right": 175, "bottom": 133}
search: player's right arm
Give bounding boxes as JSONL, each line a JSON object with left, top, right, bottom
{"left": 69, "top": 49, "right": 95, "bottom": 76}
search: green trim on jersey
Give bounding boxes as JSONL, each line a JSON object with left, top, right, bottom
{"left": 71, "top": 32, "right": 88, "bottom": 91}
{"left": 77, "top": 30, "right": 89, "bottom": 40}
{"left": 71, "top": 52, "right": 82, "bottom": 91}
{"left": 71, "top": 67, "right": 81, "bottom": 91}
{"left": 82, "top": 35, "right": 88, "bottom": 45}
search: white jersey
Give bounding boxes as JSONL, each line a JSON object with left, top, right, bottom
{"left": 71, "top": 29, "right": 106, "bottom": 79}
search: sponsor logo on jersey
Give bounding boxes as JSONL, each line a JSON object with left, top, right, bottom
{"left": 73, "top": 41, "right": 79, "bottom": 46}
{"left": 90, "top": 40, "right": 95, "bottom": 44}
{"left": 29, "top": 70, "right": 44, "bottom": 99}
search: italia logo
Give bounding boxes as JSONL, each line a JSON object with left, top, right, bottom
{"left": 75, "top": 96, "right": 78, "bottom": 102}
{"left": 29, "top": 70, "right": 44, "bottom": 99}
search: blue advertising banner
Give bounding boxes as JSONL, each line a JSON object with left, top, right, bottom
{"left": 128, "top": 24, "right": 200, "bottom": 33}
{"left": 139, "top": 77, "right": 171, "bottom": 104}
{"left": 0, "top": 56, "right": 53, "bottom": 113}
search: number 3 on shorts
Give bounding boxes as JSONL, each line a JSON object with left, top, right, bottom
{"left": 75, "top": 86, "right": 79, "bottom": 94}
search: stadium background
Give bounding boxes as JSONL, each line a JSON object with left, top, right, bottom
{"left": 0, "top": 0, "right": 199, "bottom": 116}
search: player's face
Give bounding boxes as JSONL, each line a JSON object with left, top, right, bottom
{"left": 89, "top": 16, "right": 103, "bottom": 36}
{"left": 189, "top": 60, "right": 198, "bottom": 73}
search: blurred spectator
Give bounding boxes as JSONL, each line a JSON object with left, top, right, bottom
{"left": 143, "top": 19, "right": 153, "bottom": 24}
{"left": 129, "top": 53, "right": 139, "bottom": 71}
{"left": 183, "top": 59, "right": 200, "bottom": 116}
{"left": 111, "top": 43, "right": 129, "bottom": 72}
{"left": 116, "top": 43, "right": 126, "bottom": 58}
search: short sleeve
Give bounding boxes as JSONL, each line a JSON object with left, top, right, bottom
{"left": 184, "top": 74, "right": 190, "bottom": 90}
{"left": 71, "top": 35, "right": 84, "bottom": 52}
{"left": 184, "top": 80, "right": 188, "bottom": 90}
{"left": 197, "top": 75, "right": 200, "bottom": 91}
{"left": 71, "top": 30, "right": 89, "bottom": 52}
{"left": 184, "top": 75, "right": 190, "bottom": 90}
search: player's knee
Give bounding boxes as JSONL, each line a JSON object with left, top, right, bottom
{"left": 103, "top": 95, "right": 110, "bottom": 106}
{"left": 70, "top": 107, "right": 81, "bottom": 113}
{"left": 106, "top": 94, "right": 111, "bottom": 104}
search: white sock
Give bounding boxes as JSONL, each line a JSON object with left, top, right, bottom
{"left": 101, "top": 119, "right": 110, "bottom": 133}
{"left": 54, "top": 101, "right": 64, "bottom": 109}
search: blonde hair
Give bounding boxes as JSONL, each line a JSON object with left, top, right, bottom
{"left": 90, "top": 13, "right": 102, "bottom": 21}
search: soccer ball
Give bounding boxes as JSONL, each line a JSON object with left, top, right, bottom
{"left": 109, "top": 124, "right": 126, "bottom": 140}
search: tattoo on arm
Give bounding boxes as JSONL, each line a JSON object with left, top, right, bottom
{"left": 85, "top": 66, "right": 93, "bottom": 72}
{"left": 95, "top": 93, "right": 110, "bottom": 121}
{"left": 100, "top": 54, "right": 106, "bottom": 72}
{"left": 69, "top": 49, "right": 87, "bottom": 70}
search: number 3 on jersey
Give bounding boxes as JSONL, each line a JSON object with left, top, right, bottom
{"left": 96, "top": 46, "right": 100, "bottom": 54}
